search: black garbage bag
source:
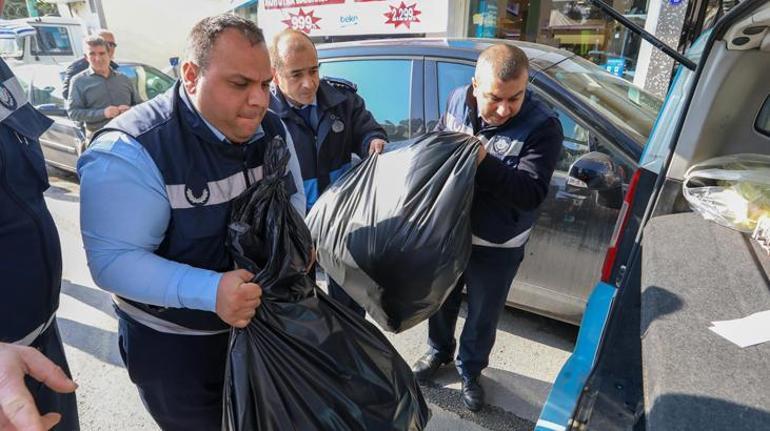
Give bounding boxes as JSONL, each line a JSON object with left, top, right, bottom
{"left": 223, "top": 135, "right": 430, "bottom": 431}
{"left": 306, "top": 131, "right": 480, "bottom": 333}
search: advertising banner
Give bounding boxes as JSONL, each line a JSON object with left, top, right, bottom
{"left": 257, "top": 0, "right": 448, "bottom": 39}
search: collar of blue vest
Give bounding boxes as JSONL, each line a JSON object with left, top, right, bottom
{"left": 269, "top": 80, "right": 346, "bottom": 119}
{"left": 176, "top": 82, "right": 264, "bottom": 146}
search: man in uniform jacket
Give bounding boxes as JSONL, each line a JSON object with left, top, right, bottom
{"left": 411, "top": 44, "right": 564, "bottom": 412}
{"left": 268, "top": 29, "right": 388, "bottom": 317}
{"left": 0, "top": 44, "right": 79, "bottom": 430}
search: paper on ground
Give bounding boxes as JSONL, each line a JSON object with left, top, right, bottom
{"left": 709, "top": 310, "right": 770, "bottom": 348}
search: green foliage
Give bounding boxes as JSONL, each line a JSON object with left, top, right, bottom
{"left": 2, "top": 0, "right": 59, "bottom": 20}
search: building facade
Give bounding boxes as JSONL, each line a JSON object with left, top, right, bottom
{"left": 44, "top": 0, "right": 721, "bottom": 97}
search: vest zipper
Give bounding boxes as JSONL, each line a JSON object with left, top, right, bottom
{"left": 241, "top": 145, "right": 251, "bottom": 187}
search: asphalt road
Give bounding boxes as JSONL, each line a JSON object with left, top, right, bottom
{"left": 45, "top": 168, "right": 578, "bottom": 430}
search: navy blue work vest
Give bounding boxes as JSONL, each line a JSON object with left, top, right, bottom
{"left": 441, "top": 85, "right": 559, "bottom": 244}
{"left": 96, "top": 82, "right": 288, "bottom": 331}
{"left": 0, "top": 58, "right": 60, "bottom": 343}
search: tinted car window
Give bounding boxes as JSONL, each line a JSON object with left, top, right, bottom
{"left": 756, "top": 95, "right": 770, "bottom": 137}
{"left": 32, "top": 26, "right": 73, "bottom": 56}
{"left": 320, "top": 59, "right": 412, "bottom": 140}
{"left": 437, "top": 62, "right": 473, "bottom": 115}
{"left": 541, "top": 55, "right": 662, "bottom": 145}
{"left": 142, "top": 65, "right": 175, "bottom": 99}
{"left": 117, "top": 64, "right": 174, "bottom": 102}
{"left": 553, "top": 106, "right": 590, "bottom": 172}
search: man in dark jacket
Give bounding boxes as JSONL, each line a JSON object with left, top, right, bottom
{"left": 62, "top": 29, "right": 119, "bottom": 100}
{"left": 269, "top": 29, "right": 387, "bottom": 317}
{"left": 411, "top": 44, "right": 564, "bottom": 412}
{"left": 0, "top": 49, "right": 79, "bottom": 429}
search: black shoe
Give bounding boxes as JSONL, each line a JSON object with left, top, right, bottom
{"left": 462, "top": 375, "right": 484, "bottom": 412}
{"left": 411, "top": 352, "right": 451, "bottom": 383}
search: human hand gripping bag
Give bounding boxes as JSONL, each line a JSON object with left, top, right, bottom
{"left": 306, "top": 131, "right": 480, "bottom": 333}
{"left": 223, "top": 135, "right": 430, "bottom": 431}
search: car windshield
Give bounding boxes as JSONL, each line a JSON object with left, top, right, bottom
{"left": 541, "top": 55, "right": 663, "bottom": 144}
{"left": 0, "top": 38, "right": 22, "bottom": 58}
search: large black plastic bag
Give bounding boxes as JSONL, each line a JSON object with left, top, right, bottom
{"left": 306, "top": 131, "right": 479, "bottom": 333}
{"left": 223, "top": 135, "right": 430, "bottom": 431}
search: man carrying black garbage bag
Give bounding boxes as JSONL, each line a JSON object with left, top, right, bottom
{"left": 224, "top": 135, "right": 429, "bottom": 431}
{"left": 412, "top": 44, "right": 564, "bottom": 412}
{"left": 269, "top": 29, "right": 388, "bottom": 317}
{"left": 78, "top": 15, "right": 305, "bottom": 430}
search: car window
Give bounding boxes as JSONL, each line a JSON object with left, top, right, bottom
{"left": 552, "top": 106, "right": 590, "bottom": 172}
{"left": 116, "top": 64, "right": 142, "bottom": 99}
{"left": 30, "top": 68, "right": 67, "bottom": 110}
{"left": 320, "top": 59, "right": 412, "bottom": 141}
{"left": 639, "top": 29, "right": 709, "bottom": 174}
{"left": 141, "top": 65, "right": 175, "bottom": 100}
{"left": 0, "top": 38, "right": 23, "bottom": 58}
{"left": 541, "top": 55, "right": 662, "bottom": 145}
{"left": 117, "top": 64, "right": 173, "bottom": 102}
{"left": 32, "top": 26, "right": 73, "bottom": 56}
{"left": 437, "top": 62, "right": 474, "bottom": 115}
{"left": 756, "top": 95, "right": 770, "bottom": 138}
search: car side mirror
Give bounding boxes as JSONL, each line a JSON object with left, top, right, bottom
{"left": 567, "top": 151, "right": 624, "bottom": 209}
{"left": 36, "top": 103, "right": 67, "bottom": 117}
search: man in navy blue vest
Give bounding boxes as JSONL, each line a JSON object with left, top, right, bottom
{"left": 269, "top": 29, "right": 387, "bottom": 317}
{"left": 411, "top": 44, "right": 564, "bottom": 412}
{"left": 0, "top": 52, "right": 80, "bottom": 431}
{"left": 78, "top": 15, "right": 305, "bottom": 430}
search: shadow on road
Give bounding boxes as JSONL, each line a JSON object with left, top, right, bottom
{"left": 58, "top": 280, "right": 123, "bottom": 367}
{"left": 45, "top": 184, "right": 80, "bottom": 203}
{"left": 61, "top": 279, "right": 115, "bottom": 316}
{"left": 58, "top": 317, "right": 123, "bottom": 367}
{"left": 494, "top": 307, "right": 578, "bottom": 352}
{"left": 420, "top": 366, "right": 542, "bottom": 431}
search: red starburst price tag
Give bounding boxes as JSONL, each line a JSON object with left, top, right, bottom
{"left": 281, "top": 8, "right": 322, "bottom": 34}
{"left": 384, "top": 2, "right": 422, "bottom": 29}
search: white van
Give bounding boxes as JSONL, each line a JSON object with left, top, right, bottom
{"left": 0, "top": 17, "right": 85, "bottom": 66}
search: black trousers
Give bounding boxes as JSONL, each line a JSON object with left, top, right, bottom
{"left": 116, "top": 310, "right": 229, "bottom": 431}
{"left": 28, "top": 319, "right": 80, "bottom": 430}
{"left": 427, "top": 245, "right": 525, "bottom": 378}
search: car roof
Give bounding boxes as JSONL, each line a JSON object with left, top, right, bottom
{"left": 3, "top": 16, "right": 82, "bottom": 26}
{"left": 316, "top": 37, "right": 576, "bottom": 71}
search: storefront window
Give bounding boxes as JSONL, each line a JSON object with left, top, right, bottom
{"left": 469, "top": 0, "right": 530, "bottom": 40}
{"left": 467, "top": 0, "right": 649, "bottom": 82}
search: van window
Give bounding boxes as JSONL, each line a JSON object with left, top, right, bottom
{"left": 32, "top": 26, "right": 74, "bottom": 56}
{"left": 756, "top": 95, "right": 770, "bottom": 137}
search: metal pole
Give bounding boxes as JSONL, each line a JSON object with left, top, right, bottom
{"left": 587, "top": 0, "right": 697, "bottom": 70}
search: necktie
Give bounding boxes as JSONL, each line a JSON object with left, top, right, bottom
{"left": 294, "top": 105, "right": 314, "bottom": 131}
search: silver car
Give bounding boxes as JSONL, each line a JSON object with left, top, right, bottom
{"left": 317, "top": 38, "right": 662, "bottom": 325}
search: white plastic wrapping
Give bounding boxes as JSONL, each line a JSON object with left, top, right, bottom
{"left": 683, "top": 154, "right": 770, "bottom": 232}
